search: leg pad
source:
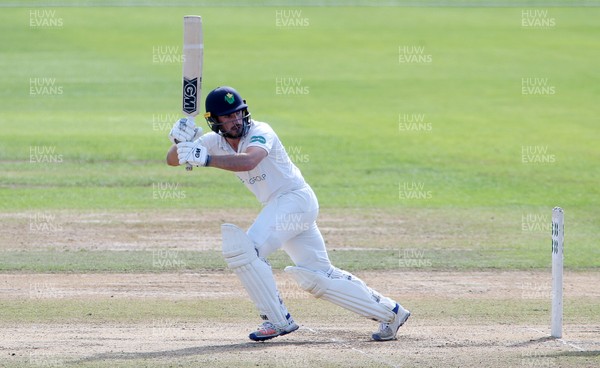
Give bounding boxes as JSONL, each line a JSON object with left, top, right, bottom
{"left": 285, "top": 266, "right": 396, "bottom": 323}
{"left": 222, "top": 224, "right": 291, "bottom": 327}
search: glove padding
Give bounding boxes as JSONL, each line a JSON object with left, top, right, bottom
{"left": 177, "top": 140, "right": 209, "bottom": 167}
{"left": 169, "top": 117, "right": 202, "bottom": 144}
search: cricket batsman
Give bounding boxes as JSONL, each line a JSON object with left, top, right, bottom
{"left": 166, "top": 86, "right": 410, "bottom": 341}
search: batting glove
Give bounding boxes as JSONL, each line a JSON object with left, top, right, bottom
{"left": 177, "top": 140, "right": 210, "bottom": 167}
{"left": 169, "top": 117, "right": 203, "bottom": 144}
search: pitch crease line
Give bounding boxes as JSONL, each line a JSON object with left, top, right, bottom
{"left": 525, "top": 327, "right": 586, "bottom": 352}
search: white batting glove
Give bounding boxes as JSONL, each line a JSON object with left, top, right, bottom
{"left": 169, "top": 117, "right": 202, "bottom": 144}
{"left": 177, "top": 140, "right": 210, "bottom": 167}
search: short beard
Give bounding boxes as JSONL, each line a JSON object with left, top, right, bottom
{"left": 221, "top": 125, "right": 243, "bottom": 139}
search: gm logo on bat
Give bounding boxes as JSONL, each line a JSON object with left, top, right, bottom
{"left": 183, "top": 77, "right": 199, "bottom": 114}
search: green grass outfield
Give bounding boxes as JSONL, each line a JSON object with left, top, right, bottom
{"left": 0, "top": 4, "right": 598, "bottom": 269}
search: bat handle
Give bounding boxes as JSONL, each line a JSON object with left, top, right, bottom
{"left": 174, "top": 138, "right": 194, "bottom": 171}
{"left": 184, "top": 116, "right": 195, "bottom": 172}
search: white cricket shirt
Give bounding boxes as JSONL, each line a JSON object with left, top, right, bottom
{"left": 201, "top": 121, "right": 307, "bottom": 204}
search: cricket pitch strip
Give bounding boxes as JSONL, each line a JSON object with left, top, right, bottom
{"left": 1, "top": 271, "right": 598, "bottom": 367}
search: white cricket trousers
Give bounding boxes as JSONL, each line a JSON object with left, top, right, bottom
{"left": 247, "top": 185, "right": 332, "bottom": 272}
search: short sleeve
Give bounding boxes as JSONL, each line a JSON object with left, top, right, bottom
{"left": 246, "top": 124, "right": 275, "bottom": 154}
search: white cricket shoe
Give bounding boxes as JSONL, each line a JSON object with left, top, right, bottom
{"left": 371, "top": 304, "right": 410, "bottom": 341}
{"left": 249, "top": 315, "right": 299, "bottom": 342}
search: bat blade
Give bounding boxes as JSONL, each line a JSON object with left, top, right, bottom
{"left": 182, "top": 15, "right": 203, "bottom": 171}
{"left": 182, "top": 15, "right": 203, "bottom": 118}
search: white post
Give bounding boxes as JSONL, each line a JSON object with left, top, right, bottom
{"left": 551, "top": 207, "right": 564, "bottom": 338}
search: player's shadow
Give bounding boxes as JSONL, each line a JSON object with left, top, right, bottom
{"left": 509, "top": 337, "right": 599, "bottom": 358}
{"left": 546, "top": 350, "right": 599, "bottom": 358}
{"left": 519, "top": 348, "right": 600, "bottom": 359}
{"left": 72, "top": 340, "right": 334, "bottom": 364}
{"left": 509, "top": 336, "right": 558, "bottom": 347}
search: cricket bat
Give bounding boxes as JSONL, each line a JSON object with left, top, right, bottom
{"left": 182, "top": 15, "right": 203, "bottom": 170}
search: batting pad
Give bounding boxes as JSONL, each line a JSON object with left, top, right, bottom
{"left": 221, "top": 223, "right": 290, "bottom": 328}
{"left": 285, "top": 266, "right": 396, "bottom": 323}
